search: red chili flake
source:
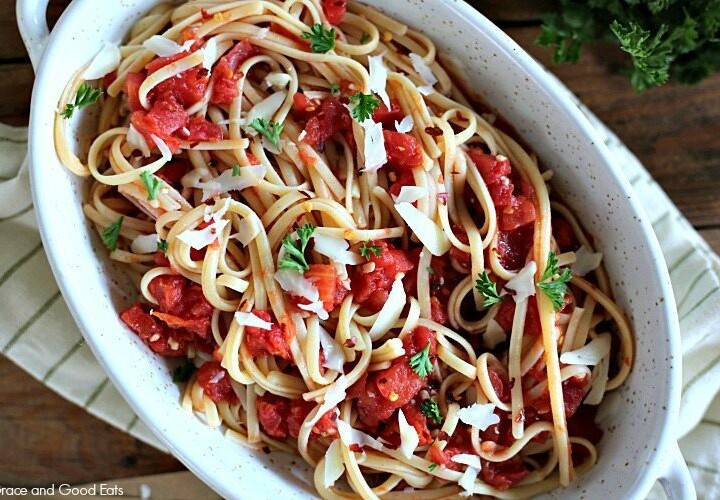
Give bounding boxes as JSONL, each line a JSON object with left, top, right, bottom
{"left": 425, "top": 126, "right": 443, "bottom": 136}
{"left": 200, "top": 8, "right": 212, "bottom": 19}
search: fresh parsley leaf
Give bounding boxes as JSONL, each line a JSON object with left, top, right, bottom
{"left": 157, "top": 239, "right": 169, "bottom": 254}
{"left": 302, "top": 24, "right": 336, "bottom": 53}
{"left": 330, "top": 82, "right": 340, "bottom": 95}
{"left": 278, "top": 223, "right": 315, "bottom": 273}
{"left": 139, "top": 171, "right": 161, "bottom": 201}
{"left": 359, "top": 32, "right": 371, "bottom": 44}
{"left": 61, "top": 83, "right": 103, "bottom": 119}
{"left": 537, "top": 252, "right": 573, "bottom": 311}
{"left": 408, "top": 343, "right": 432, "bottom": 378}
{"left": 349, "top": 92, "right": 380, "bottom": 122}
{"left": 172, "top": 359, "right": 197, "bottom": 383}
{"left": 101, "top": 216, "right": 124, "bottom": 251}
{"left": 420, "top": 400, "right": 442, "bottom": 424}
{"left": 428, "top": 463, "right": 438, "bottom": 472}
{"left": 250, "top": 118, "right": 283, "bottom": 149}
{"left": 359, "top": 240, "right": 382, "bottom": 260}
{"left": 426, "top": 266, "right": 435, "bottom": 275}
{"left": 232, "top": 164, "right": 241, "bottom": 176}
{"left": 475, "top": 271, "right": 502, "bottom": 308}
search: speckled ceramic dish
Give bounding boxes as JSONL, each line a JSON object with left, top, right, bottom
{"left": 19, "top": 0, "right": 693, "bottom": 498}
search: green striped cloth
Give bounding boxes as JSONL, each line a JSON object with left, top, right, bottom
{"left": 1, "top": 99, "right": 719, "bottom": 495}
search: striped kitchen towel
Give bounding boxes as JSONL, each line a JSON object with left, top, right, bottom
{"left": 1, "top": 100, "right": 719, "bottom": 496}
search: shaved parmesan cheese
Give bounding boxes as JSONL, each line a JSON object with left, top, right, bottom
{"left": 409, "top": 53, "right": 437, "bottom": 95}
{"left": 131, "top": 233, "right": 159, "bottom": 254}
{"left": 368, "top": 275, "right": 406, "bottom": 338}
{"left": 457, "top": 403, "right": 500, "bottom": 431}
{"left": 572, "top": 246, "right": 603, "bottom": 276}
{"left": 504, "top": 261, "right": 537, "bottom": 303}
{"left": 274, "top": 269, "right": 320, "bottom": 302}
{"left": 313, "top": 233, "right": 364, "bottom": 265}
{"left": 336, "top": 419, "right": 383, "bottom": 451}
{"left": 395, "top": 202, "right": 451, "bottom": 256}
{"left": 177, "top": 219, "right": 228, "bottom": 250}
{"left": 458, "top": 466, "right": 479, "bottom": 496}
{"left": 361, "top": 119, "right": 387, "bottom": 172}
{"left": 234, "top": 311, "right": 272, "bottom": 330}
{"left": 319, "top": 326, "right": 345, "bottom": 372}
{"left": 368, "top": 54, "right": 391, "bottom": 108}
{"left": 560, "top": 332, "right": 611, "bottom": 366}
{"left": 150, "top": 134, "right": 172, "bottom": 161}
{"left": 392, "top": 186, "right": 427, "bottom": 204}
{"left": 126, "top": 124, "right": 151, "bottom": 157}
{"left": 451, "top": 454, "right": 482, "bottom": 469}
{"left": 484, "top": 319, "right": 507, "bottom": 349}
{"left": 245, "top": 91, "right": 286, "bottom": 126}
{"left": 83, "top": 43, "right": 121, "bottom": 80}
{"left": 395, "top": 115, "right": 414, "bottom": 133}
{"left": 298, "top": 299, "right": 329, "bottom": 320}
{"left": 417, "top": 85, "right": 434, "bottom": 96}
{"left": 143, "top": 35, "right": 193, "bottom": 57}
{"left": 265, "top": 72, "right": 292, "bottom": 89}
{"left": 323, "top": 439, "right": 345, "bottom": 488}
{"left": 254, "top": 27, "right": 270, "bottom": 39}
{"left": 308, "top": 375, "right": 348, "bottom": 426}
{"left": 231, "top": 217, "right": 261, "bottom": 246}
{"left": 184, "top": 164, "right": 266, "bottom": 201}
{"left": 202, "top": 37, "right": 218, "bottom": 70}
{"left": 211, "top": 197, "right": 231, "bottom": 222}
{"left": 398, "top": 409, "right": 419, "bottom": 459}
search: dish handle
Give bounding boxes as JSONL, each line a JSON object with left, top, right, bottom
{"left": 16, "top": 0, "right": 51, "bottom": 70}
{"left": 658, "top": 441, "right": 697, "bottom": 500}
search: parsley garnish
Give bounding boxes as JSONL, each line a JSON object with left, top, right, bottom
{"left": 348, "top": 92, "right": 380, "bottom": 122}
{"left": 101, "top": 216, "right": 124, "bottom": 251}
{"left": 139, "top": 171, "right": 161, "bottom": 201}
{"left": 157, "top": 239, "right": 168, "bottom": 254}
{"left": 278, "top": 224, "right": 315, "bottom": 273}
{"left": 359, "top": 32, "right": 370, "bottom": 44}
{"left": 250, "top": 118, "right": 283, "bottom": 149}
{"left": 427, "top": 267, "right": 435, "bottom": 275}
{"left": 408, "top": 343, "right": 432, "bottom": 378}
{"left": 232, "top": 164, "right": 241, "bottom": 176}
{"left": 428, "top": 463, "right": 438, "bottom": 472}
{"left": 60, "top": 83, "right": 103, "bottom": 119}
{"left": 359, "top": 240, "right": 382, "bottom": 260}
{"left": 475, "top": 271, "right": 502, "bottom": 308}
{"left": 172, "top": 359, "right": 197, "bottom": 383}
{"left": 537, "top": 251, "right": 572, "bottom": 311}
{"left": 302, "top": 24, "right": 336, "bottom": 53}
{"left": 420, "top": 400, "right": 442, "bottom": 424}
{"left": 330, "top": 82, "right": 340, "bottom": 95}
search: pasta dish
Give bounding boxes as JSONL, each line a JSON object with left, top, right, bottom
{"left": 55, "top": 0, "right": 634, "bottom": 497}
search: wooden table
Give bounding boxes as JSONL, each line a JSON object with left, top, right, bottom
{"left": 2, "top": 0, "right": 719, "bottom": 488}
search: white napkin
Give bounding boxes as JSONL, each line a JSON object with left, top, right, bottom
{"left": 1, "top": 100, "right": 719, "bottom": 496}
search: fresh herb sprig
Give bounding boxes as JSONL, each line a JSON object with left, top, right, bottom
{"left": 139, "top": 171, "right": 162, "bottom": 201}
{"left": 278, "top": 224, "right": 315, "bottom": 273}
{"left": 232, "top": 164, "right": 241, "bottom": 176}
{"left": 61, "top": 83, "right": 103, "bottom": 119}
{"left": 537, "top": 252, "right": 572, "bottom": 311}
{"left": 475, "top": 271, "right": 502, "bottom": 308}
{"left": 348, "top": 92, "right": 380, "bottom": 122}
{"left": 420, "top": 400, "right": 443, "bottom": 424}
{"left": 101, "top": 216, "right": 124, "bottom": 251}
{"left": 330, "top": 82, "right": 340, "bottom": 95}
{"left": 250, "top": 118, "right": 283, "bottom": 149}
{"left": 359, "top": 241, "right": 382, "bottom": 260}
{"left": 302, "top": 24, "right": 336, "bottom": 53}
{"left": 157, "top": 239, "right": 169, "bottom": 254}
{"left": 409, "top": 343, "right": 433, "bottom": 378}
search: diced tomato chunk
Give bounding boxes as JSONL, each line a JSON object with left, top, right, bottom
{"left": 427, "top": 426, "right": 475, "bottom": 471}
{"left": 302, "top": 96, "right": 353, "bottom": 149}
{"left": 153, "top": 66, "right": 209, "bottom": 107}
{"left": 403, "top": 326, "right": 437, "bottom": 357}
{"left": 210, "top": 40, "right": 258, "bottom": 105}
{"left": 388, "top": 169, "right": 415, "bottom": 198}
{"left": 322, "top": 0, "right": 347, "bottom": 25}
{"left": 120, "top": 303, "right": 189, "bottom": 357}
{"left": 379, "top": 404, "right": 433, "bottom": 447}
{"left": 496, "top": 223, "right": 534, "bottom": 271}
{"left": 196, "top": 361, "right": 238, "bottom": 404}
{"left": 383, "top": 131, "right": 423, "bottom": 169}
{"left": 375, "top": 362, "right": 424, "bottom": 405}
{"left": 256, "top": 394, "right": 290, "bottom": 439}
{"left": 494, "top": 296, "right": 541, "bottom": 337}
{"left": 244, "top": 310, "right": 293, "bottom": 361}
{"left": 292, "top": 92, "right": 321, "bottom": 119}
{"left": 372, "top": 99, "right": 403, "bottom": 125}
{"left": 124, "top": 72, "right": 146, "bottom": 112}
{"left": 488, "top": 366, "right": 511, "bottom": 403}
{"left": 528, "top": 375, "right": 589, "bottom": 418}
{"left": 130, "top": 94, "right": 188, "bottom": 153}
{"left": 155, "top": 159, "right": 192, "bottom": 188}
{"left": 185, "top": 115, "right": 223, "bottom": 142}
{"left": 481, "top": 456, "right": 530, "bottom": 490}
{"left": 303, "top": 264, "right": 348, "bottom": 313}
{"left": 256, "top": 394, "right": 338, "bottom": 439}
{"left": 350, "top": 240, "right": 414, "bottom": 312}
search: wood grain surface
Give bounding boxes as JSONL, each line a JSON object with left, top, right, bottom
{"left": 2, "top": 0, "right": 719, "bottom": 488}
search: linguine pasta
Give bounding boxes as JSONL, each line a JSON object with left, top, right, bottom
{"left": 55, "top": 1, "right": 634, "bottom": 498}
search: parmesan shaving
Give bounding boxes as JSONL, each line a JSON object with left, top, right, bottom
{"left": 458, "top": 466, "right": 479, "bottom": 496}
{"left": 265, "top": 72, "right": 292, "bottom": 90}
{"left": 319, "top": 326, "right": 345, "bottom": 372}
{"left": 130, "top": 233, "right": 159, "bottom": 254}
{"left": 368, "top": 54, "right": 391, "bottom": 108}
{"left": 231, "top": 217, "right": 262, "bottom": 246}
{"left": 274, "top": 269, "right": 320, "bottom": 303}
{"left": 484, "top": 319, "right": 507, "bottom": 349}
{"left": 234, "top": 311, "right": 272, "bottom": 330}
{"left": 336, "top": 419, "right": 383, "bottom": 451}
{"left": 504, "top": 261, "right": 537, "bottom": 303}
{"left": 457, "top": 403, "right": 499, "bottom": 431}
{"left": 417, "top": 85, "right": 434, "bottom": 96}
{"left": 395, "top": 202, "right": 451, "bottom": 256}
{"left": 572, "top": 246, "right": 603, "bottom": 276}
{"left": 245, "top": 92, "right": 286, "bottom": 126}
{"left": 398, "top": 409, "right": 419, "bottom": 459}
{"left": 394, "top": 115, "right": 414, "bottom": 133}
{"left": 143, "top": 35, "right": 193, "bottom": 57}
{"left": 368, "top": 275, "right": 406, "bottom": 338}
{"left": 323, "top": 439, "right": 345, "bottom": 488}
{"left": 298, "top": 299, "right": 329, "bottom": 320}
{"left": 409, "top": 53, "right": 437, "bottom": 95}
{"left": 201, "top": 37, "right": 218, "bottom": 70}
{"left": 313, "top": 233, "right": 364, "bottom": 265}
{"left": 392, "top": 186, "right": 427, "bottom": 204}
{"left": 308, "top": 375, "right": 348, "bottom": 426}
{"left": 177, "top": 219, "right": 228, "bottom": 250}
{"left": 451, "top": 454, "right": 482, "bottom": 469}
{"left": 83, "top": 43, "right": 121, "bottom": 80}
{"left": 560, "top": 333, "right": 611, "bottom": 366}
{"left": 126, "top": 124, "right": 151, "bottom": 157}
{"left": 361, "top": 119, "right": 387, "bottom": 172}
{"left": 184, "top": 164, "right": 266, "bottom": 201}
